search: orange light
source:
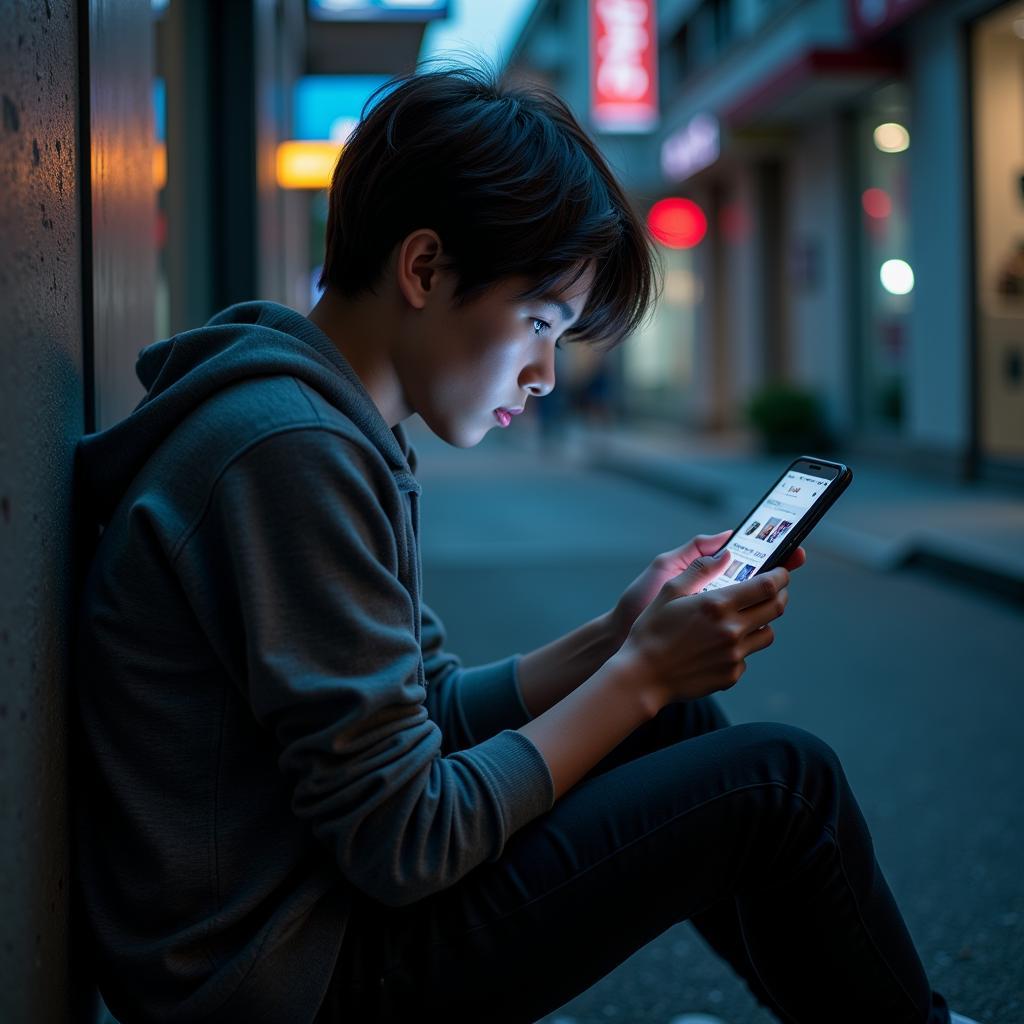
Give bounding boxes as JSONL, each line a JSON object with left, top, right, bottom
{"left": 862, "top": 187, "right": 892, "bottom": 219}
{"left": 153, "top": 142, "right": 166, "bottom": 191}
{"left": 276, "top": 140, "right": 343, "bottom": 190}
{"left": 647, "top": 197, "right": 707, "bottom": 249}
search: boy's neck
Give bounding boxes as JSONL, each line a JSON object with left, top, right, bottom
{"left": 306, "top": 287, "right": 411, "bottom": 428}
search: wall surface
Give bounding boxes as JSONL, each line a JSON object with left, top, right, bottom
{"left": 906, "top": 6, "right": 972, "bottom": 455}
{"left": 0, "top": 2, "right": 85, "bottom": 1022}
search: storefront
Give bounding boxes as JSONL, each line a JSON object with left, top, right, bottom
{"left": 971, "top": 1, "right": 1024, "bottom": 468}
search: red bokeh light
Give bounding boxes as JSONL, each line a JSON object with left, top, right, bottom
{"left": 647, "top": 197, "right": 707, "bottom": 249}
{"left": 861, "top": 187, "right": 892, "bottom": 220}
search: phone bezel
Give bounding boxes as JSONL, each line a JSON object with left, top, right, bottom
{"left": 714, "top": 456, "right": 853, "bottom": 576}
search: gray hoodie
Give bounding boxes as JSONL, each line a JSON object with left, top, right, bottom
{"left": 73, "top": 300, "right": 554, "bottom": 1023}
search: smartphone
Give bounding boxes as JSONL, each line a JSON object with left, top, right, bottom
{"left": 700, "top": 456, "right": 853, "bottom": 592}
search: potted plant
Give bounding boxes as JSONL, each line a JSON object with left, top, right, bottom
{"left": 746, "top": 381, "right": 832, "bottom": 454}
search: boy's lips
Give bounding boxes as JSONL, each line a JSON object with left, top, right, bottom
{"left": 493, "top": 406, "right": 524, "bottom": 428}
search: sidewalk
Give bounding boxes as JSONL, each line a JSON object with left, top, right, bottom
{"left": 537, "top": 422, "right": 1024, "bottom": 603}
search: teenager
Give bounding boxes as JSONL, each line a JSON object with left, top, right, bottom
{"left": 73, "top": 63, "right": 979, "bottom": 1024}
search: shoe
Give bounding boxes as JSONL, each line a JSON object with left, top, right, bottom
{"left": 950, "top": 1012, "right": 983, "bottom": 1024}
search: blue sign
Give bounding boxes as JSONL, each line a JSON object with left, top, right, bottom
{"left": 308, "top": 0, "right": 448, "bottom": 21}
{"left": 154, "top": 78, "right": 165, "bottom": 142}
{"left": 294, "top": 75, "right": 395, "bottom": 140}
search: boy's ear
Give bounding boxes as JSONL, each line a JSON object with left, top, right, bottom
{"left": 396, "top": 229, "right": 444, "bottom": 310}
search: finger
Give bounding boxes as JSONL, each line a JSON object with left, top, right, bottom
{"left": 729, "top": 566, "right": 790, "bottom": 611}
{"left": 692, "top": 530, "right": 734, "bottom": 557}
{"left": 783, "top": 546, "right": 807, "bottom": 571}
{"left": 741, "top": 623, "right": 776, "bottom": 657}
{"left": 659, "top": 530, "right": 734, "bottom": 570}
{"left": 663, "top": 549, "right": 732, "bottom": 598}
{"left": 738, "top": 585, "right": 789, "bottom": 632}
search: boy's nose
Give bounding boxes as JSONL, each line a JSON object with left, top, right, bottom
{"left": 521, "top": 352, "right": 556, "bottom": 397}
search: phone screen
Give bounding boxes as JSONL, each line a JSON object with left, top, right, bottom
{"left": 700, "top": 466, "right": 836, "bottom": 591}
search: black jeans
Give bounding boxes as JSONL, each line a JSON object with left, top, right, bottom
{"left": 316, "top": 698, "right": 951, "bottom": 1024}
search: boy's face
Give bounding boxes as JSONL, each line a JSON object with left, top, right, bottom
{"left": 396, "top": 265, "right": 593, "bottom": 448}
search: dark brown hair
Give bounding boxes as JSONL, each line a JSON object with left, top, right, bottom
{"left": 318, "top": 59, "right": 660, "bottom": 350}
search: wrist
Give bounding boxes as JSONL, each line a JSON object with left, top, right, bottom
{"left": 603, "top": 649, "right": 663, "bottom": 723}
{"left": 601, "top": 606, "right": 631, "bottom": 651}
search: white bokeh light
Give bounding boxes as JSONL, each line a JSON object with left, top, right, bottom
{"left": 873, "top": 122, "right": 910, "bottom": 153}
{"left": 880, "top": 259, "right": 914, "bottom": 295}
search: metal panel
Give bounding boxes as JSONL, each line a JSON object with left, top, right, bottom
{"left": 88, "top": 0, "right": 155, "bottom": 429}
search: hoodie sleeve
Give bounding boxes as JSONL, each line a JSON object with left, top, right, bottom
{"left": 419, "top": 605, "right": 533, "bottom": 755}
{"left": 173, "top": 427, "right": 554, "bottom": 908}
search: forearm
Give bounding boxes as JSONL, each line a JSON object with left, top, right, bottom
{"left": 516, "top": 611, "right": 623, "bottom": 718}
{"left": 518, "top": 651, "right": 656, "bottom": 800}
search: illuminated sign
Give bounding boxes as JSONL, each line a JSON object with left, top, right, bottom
{"left": 280, "top": 75, "right": 398, "bottom": 190}
{"left": 308, "top": 0, "right": 448, "bottom": 21}
{"left": 590, "top": 0, "right": 659, "bottom": 133}
{"left": 660, "top": 113, "right": 719, "bottom": 182}
{"left": 276, "top": 141, "right": 343, "bottom": 190}
{"left": 294, "top": 75, "right": 392, "bottom": 139}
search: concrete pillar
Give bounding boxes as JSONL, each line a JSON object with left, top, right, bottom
{"left": 1, "top": 4, "right": 85, "bottom": 1023}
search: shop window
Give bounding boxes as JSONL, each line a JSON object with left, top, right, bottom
{"left": 622, "top": 246, "right": 701, "bottom": 421}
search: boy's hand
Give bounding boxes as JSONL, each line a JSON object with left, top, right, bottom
{"left": 608, "top": 532, "right": 806, "bottom": 646}
{"left": 620, "top": 564, "right": 792, "bottom": 711}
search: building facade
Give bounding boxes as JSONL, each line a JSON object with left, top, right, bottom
{"left": 508, "top": 0, "right": 1024, "bottom": 483}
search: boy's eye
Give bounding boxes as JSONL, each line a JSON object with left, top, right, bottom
{"left": 531, "top": 317, "right": 551, "bottom": 336}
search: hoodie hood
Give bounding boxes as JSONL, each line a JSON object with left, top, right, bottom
{"left": 77, "top": 301, "right": 413, "bottom": 528}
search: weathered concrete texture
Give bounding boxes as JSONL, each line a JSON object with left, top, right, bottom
{"left": 0, "top": 3, "right": 85, "bottom": 1023}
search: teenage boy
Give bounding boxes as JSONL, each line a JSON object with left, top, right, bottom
{"left": 74, "top": 64, "right": 977, "bottom": 1024}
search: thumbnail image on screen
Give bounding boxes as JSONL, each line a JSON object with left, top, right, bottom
{"left": 700, "top": 469, "right": 832, "bottom": 592}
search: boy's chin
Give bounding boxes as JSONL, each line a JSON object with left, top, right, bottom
{"left": 425, "top": 415, "right": 488, "bottom": 449}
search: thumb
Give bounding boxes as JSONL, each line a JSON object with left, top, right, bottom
{"left": 674, "top": 548, "right": 731, "bottom": 593}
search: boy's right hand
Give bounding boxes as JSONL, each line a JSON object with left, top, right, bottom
{"left": 620, "top": 551, "right": 790, "bottom": 712}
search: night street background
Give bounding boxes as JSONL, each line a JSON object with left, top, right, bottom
{"left": 413, "top": 421, "right": 1023, "bottom": 1024}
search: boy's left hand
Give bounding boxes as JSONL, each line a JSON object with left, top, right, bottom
{"left": 608, "top": 531, "right": 807, "bottom": 645}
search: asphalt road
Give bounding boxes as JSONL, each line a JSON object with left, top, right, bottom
{"left": 413, "top": 423, "right": 1024, "bottom": 1024}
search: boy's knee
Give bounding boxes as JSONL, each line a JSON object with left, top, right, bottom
{"left": 732, "top": 721, "right": 847, "bottom": 798}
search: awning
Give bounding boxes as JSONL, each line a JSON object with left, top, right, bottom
{"left": 724, "top": 47, "right": 904, "bottom": 128}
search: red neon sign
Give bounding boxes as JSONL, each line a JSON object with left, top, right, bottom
{"left": 590, "top": 0, "right": 659, "bottom": 133}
